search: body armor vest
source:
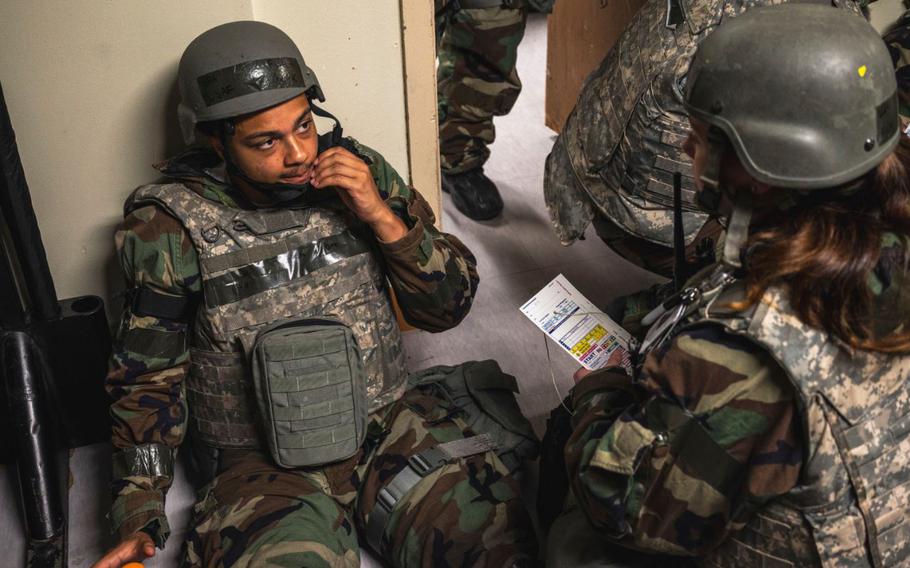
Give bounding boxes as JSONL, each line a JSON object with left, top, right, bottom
{"left": 641, "top": 267, "right": 910, "bottom": 567}
{"left": 129, "top": 183, "right": 408, "bottom": 451}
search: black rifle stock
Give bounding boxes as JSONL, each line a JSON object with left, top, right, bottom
{"left": 0, "top": 80, "right": 112, "bottom": 567}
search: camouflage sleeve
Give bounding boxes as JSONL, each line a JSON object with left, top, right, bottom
{"left": 565, "top": 324, "right": 803, "bottom": 556}
{"left": 105, "top": 204, "right": 201, "bottom": 545}
{"left": 356, "top": 140, "right": 480, "bottom": 332}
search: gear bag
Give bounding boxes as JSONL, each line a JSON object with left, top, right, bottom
{"left": 250, "top": 317, "right": 367, "bottom": 468}
{"left": 407, "top": 360, "right": 539, "bottom": 473}
{"left": 365, "top": 360, "right": 539, "bottom": 555}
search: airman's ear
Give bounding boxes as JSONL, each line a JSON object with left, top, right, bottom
{"left": 209, "top": 135, "right": 225, "bottom": 160}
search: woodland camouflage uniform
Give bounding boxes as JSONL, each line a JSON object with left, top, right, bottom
{"left": 106, "top": 142, "right": 539, "bottom": 567}
{"left": 551, "top": 234, "right": 910, "bottom": 567}
{"left": 436, "top": 0, "right": 553, "bottom": 174}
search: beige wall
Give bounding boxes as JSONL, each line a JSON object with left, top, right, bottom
{"left": 869, "top": 0, "right": 907, "bottom": 32}
{"left": 0, "top": 0, "right": 438, "bottom": 309}
{"left": 252, "top": 0, "right": 411, "bottom": 176}
{"left": 400, "top": 0, "right": 443, "bottom": 213}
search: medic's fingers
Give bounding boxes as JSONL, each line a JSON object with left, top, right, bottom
{"left": 573, "top": 367, "right": 592, "bottom": 384}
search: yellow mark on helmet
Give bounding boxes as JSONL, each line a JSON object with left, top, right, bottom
{"left": 858, "top": 65, "right": 868, "bottom": 78}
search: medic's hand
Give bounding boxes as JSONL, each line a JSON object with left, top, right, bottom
{"left": 573, "top": 349, "right": 629, "bottom": 384}
{"left": 91, "top": 531, "right": 155, "bottom": 568}
{"left": 312, "top": 146, "right": 407, "bottom": 242}
{"left": 573, "top": 367, "right": 593, "bottom": 384}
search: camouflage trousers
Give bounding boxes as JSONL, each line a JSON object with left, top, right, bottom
{"left": 181, "top": 386, "right": 538, "bottom": 567}
{"left": 546, "top": 508, "right": 692, "bottom": 568}
{"left": 437, "top": 4, "right": 528, "bottom": 174}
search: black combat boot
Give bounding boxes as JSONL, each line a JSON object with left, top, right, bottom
{"left": 441, "top": 168, "right": 504, "bottom": 220}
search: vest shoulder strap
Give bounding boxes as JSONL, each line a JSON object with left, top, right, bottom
{"left": 699, "top": 285, "right": 906, "bottom": 426}
{"left": 128, "top": 183, "right": 236, "bottom": 255}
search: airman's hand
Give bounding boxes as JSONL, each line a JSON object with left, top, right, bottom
{"left": 312, "top": 146, "right": 407, "bottom": 242}
{"left": 91, "top": 531, "right": 155, "bottom": 568}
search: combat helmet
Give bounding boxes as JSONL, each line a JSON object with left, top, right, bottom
{"left": 177, "top": 20, "right": 324, "bottom": 145}
{"left": 684, "top": 4, "right": 900, "bottom": 266}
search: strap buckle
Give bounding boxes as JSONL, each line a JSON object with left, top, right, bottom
{"left": 407, "top": 446, "right": 448, "bottom": 476}
{"left": 366, "top": 435, "right": 497, "bottom": 555}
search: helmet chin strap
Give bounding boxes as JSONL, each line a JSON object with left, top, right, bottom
{"left": 699, "top": 128, "right": 752, "bottom": 269}
{"left": 221, "top": 102, "right": 344, "bottom": 205}
{"left": 722, "top": 192, "right": 752, "bottom": 269}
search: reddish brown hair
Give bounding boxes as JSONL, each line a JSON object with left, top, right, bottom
{"left": 736, "top": 135, "right": 910, "bottom": 353}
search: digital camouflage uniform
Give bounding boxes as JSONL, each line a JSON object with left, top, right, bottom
{"left": 550, "top": 234, "right": 910, "bottom": 566}
{"left": 885, "top": 9, "right": 910, "bottom": 126}
{"left": 106, "top": 141, "right": 539, "bottom": 567}
{"left": 543, "top": 0, "right": 861, "bottom": 277}
{"left": 436, "top": 0, "right": 553, "bottom": 174}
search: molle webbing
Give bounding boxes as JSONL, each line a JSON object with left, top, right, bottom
{"left": 187, "top": 349, "right": 260, "bottom": 448}
{"left": 252, "top": 320, "right": 367, "bottom": 467}
{"left": 543, "top": 0, "right": 716, "bottom": 248}
{"left": 620, "top": 89, "right": 701, "bottom": 215}
{"left": 202, "top": 231, "right": 371, "bottom": 307}
{"left": 838, "top": 384, "right": 910, "bottom": 568}
{"left": 199, "top": 230, "right": 355, "bottom": 273}
{"left": 230, "top": 208, "right": 312, "bottom": 235}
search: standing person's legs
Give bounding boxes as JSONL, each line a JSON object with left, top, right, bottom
{"left": 437, "top": 5, "right": 527, "bottom": 174}
{"left": 437, "top": 4, "right": 528, "bottom": 219}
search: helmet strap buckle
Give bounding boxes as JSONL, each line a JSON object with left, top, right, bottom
{"left": 722, "top": 191, "right": 752, "bottom": 269}
{"left": 309, "top": 102, "right": 344, "bottom": 146}
{"left": 700, "top": 127, "right": 725, "bottom": 191}
{"left": 698, "top": 128, "right": 752, "bottom": 269}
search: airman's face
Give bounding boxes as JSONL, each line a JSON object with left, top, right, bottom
{"left": 212, "top": 94, "right": 319, "bottom": 187}
{"left": 683, "top": 115, "right": 773, "bottom": 217}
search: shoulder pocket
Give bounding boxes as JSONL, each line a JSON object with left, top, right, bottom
{"left": 589, "top": 417, "right": 657, "bottom": 475}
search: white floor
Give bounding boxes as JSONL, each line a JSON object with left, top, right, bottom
{"left": 406, "top": 14, "right": 661, "bottom": 434}
{"left": 0, "top": 14, "right": 661, "bottom": 567}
